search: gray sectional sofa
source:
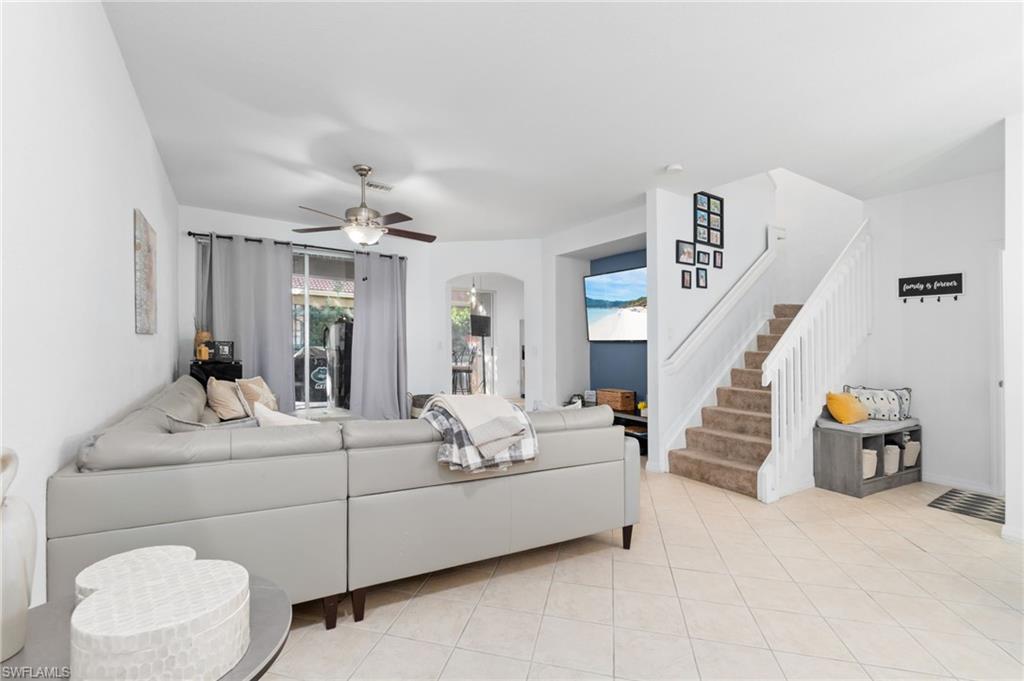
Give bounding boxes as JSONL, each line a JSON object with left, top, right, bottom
{"left": 47, "top": 376, "right": 639, "bottom": 627}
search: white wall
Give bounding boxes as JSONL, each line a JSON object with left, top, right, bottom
{"left": 864, "top": 171, "right": 1005, "bottom": 494}
{"left": 1, "top": 3, "right": 180, "bottom": 603}
{"left": 1002, "top": 114, "right": 1022, "bottom": 541}
{"left": 446, "top": 273, "right": 525, "bottom": 399}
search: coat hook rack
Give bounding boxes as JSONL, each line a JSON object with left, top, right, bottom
{"left": 899, "top": 273, "right": 964, "bottom": 305}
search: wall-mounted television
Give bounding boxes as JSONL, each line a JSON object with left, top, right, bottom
{"left": 584, "top": 266, "right": 647, "bottom": 342}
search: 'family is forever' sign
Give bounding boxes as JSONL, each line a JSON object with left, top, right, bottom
{"left": 898, "top": 272, "right": 963, "bottom": 298}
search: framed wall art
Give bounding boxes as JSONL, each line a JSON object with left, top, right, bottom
{"left": 681, "top": 269, "right": 692, "bottom": 289}
{"left": 696, "top": 225, "right": 710, "bottom": 244}
{"left": 713, "top": 250, "right": 723, "bottom": 269}
{"left": 709, "top": 229, "right": 723, "bottom": 248}
{"left": 676, "top": 240, "right": 695, "bottom": 265}
{"left": 696, "top": 267, "right": 708, "bottom": 289}
{"left": 697, "top": 250, "right": 710, "bottom": 266}
{"left": 695, "top": 191, "right": 724, "bottom": 250}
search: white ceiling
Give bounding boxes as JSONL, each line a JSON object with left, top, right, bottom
{"left": 104, "top": 2, "right": 1021, "bottom": 242}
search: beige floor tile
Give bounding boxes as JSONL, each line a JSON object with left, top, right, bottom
{"left": 481, "top": 573, "right": 552, "bottom": 613}
{"left": 873, "top": 548, "right": 955, "bottom": 575}
{"left": 458, "top": 606, "right": 542, "bottom": 660}
{"left": 671, "top": 568, "right": 744, "bottom": 605}
{"left": 351, "top": 635, "right": 451, "bottom": 680}
{"left": 774, "top": 651, "right": 870, "bottom": 679}
{"left": 700, "top": 512, "right": 755, "bottom": 534}
{"left": 553, "top": 553, "right": 613, "bottom": 588}
{"left": 841, "top": 564, "right": 929, "bottom": 597}
{"left": 975, "top": 577, "right": 1024, "bottom": 610}
{"left": 378, "top": 574, "right": 429, "bottom": 595}
{"left": 801, "top": 584, "right": 897, "bottom": 624}
{"left": 796, "top": 520, "right": 863, "bottom": 544}
{"left": 751, "top": 518, "right": 808, "bottom": 539}
{"left": 777, "top": 555, "right": 852, "bottom": 587}
{"left": 612, "top": 538, "right": 669, "bottom": 567}
{"left": 903, "top": 570, "right": 1008, "bottom": 606}
{"left": 712, "top": 531, "right": 771, "bottom": 555}
{"left": 908, "top": 629, "right": 1023, "bottom": 680}
{"left": 612, "top": 590, "right": 685, "bottom": 636}
{"left": 944, "top": 601, "right": 1024, "bottom": 643}
{"left": 848, "top": 527, "right": 918, "bottom": 551}
{"left": 658, "top": 523, "right": 715, "bottom": 548}
{"left": 420, "top": 567, "right": 493, "bottom": 602}
{"left": 868, "top": 592, "right": 979, "bottom": 636}
{"left": 613, "top": 627, "right": 699, "bottom": 680}
{"left": 664, "top": 544, "right": 728, "bottom": 573}
{"left": 734, "top": 575, "right": 818, "bottom": 614}
{"left": 862, "top": 665, "right": 954, "bottom": 680}
{"left": 495, "top": 548, "right": 559, "bottom": 580}
{"left": 936, "top": 554, "right": 1020, "bottom": 582}
{"left": 764, "top": 535, "right": 828, "bottom": 560}
{"left": 532, "top": 616, "right": 614, "bottom": 676}
{"left": 613, "top": 561, "right": 676, "bottom": 595}
{"left": 720, "top": 547, "right": 791, "bottom": 581}
{"left": 341, "top": 589, "right": 412, "bottom": 632}
{"left": 826, "top": 619, "right": 947, "bottom": 676}
{"left": 995, "top": 639, "right": 1024, "bottom": 664}
{"left": 440, "top": 649, "right": 530, "bottom": 680}
{"left": 544, "top": 582, "right": 612, "bottom": 625}
{"left": 680, "top": 598, "right": 765, "bottom": 648}
{"left": 558, "top": 536, "right": 616, "bottom": 560}
{"left": 527, "top": 663, "right": 612, "bottom": 680}
{"left": 271, "top": 624, "right": 381, "bottom": 680}
{"left": 386, "top": 594, "right": 475, "bottom": 645}
{"left": 691, "top": 639, "right": 785, "bottom": 679}
{"left": 752, "top": 608, "right": 853, "bottom": 660}
{"left": 817, "top": 541, "right": 893, "bottom": 568}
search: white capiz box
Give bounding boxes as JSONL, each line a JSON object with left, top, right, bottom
{"left": 71, "top": 547, "right": 250, "bottom": 681}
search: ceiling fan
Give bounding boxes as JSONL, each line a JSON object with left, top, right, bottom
{"left": 293, "top": 164, "right": 437, "bottom": 246}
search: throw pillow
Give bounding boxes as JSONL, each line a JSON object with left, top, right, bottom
{"left": 826, "top": 392, "right": 869, "bottom": 425}
{"left": 167, "top": 415, "right": 258, "bottom": 433}
{"left": 253, "top": 402, "right": 317, "bottom": 427}
{"left": 206, "top": 377, "right": 253, "bottom": 421}
{"left": 844, "top": 385, "right": 900, "bottom": 421}
{"left": 237, "top": 376, "right": 278, "bottom": 411}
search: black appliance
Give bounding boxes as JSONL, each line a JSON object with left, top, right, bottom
{"left": 324, "top": 318, "right": 354, "bottom": 408}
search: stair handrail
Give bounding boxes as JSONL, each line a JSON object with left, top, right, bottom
{"left": 663, "top": 224, "right": 786, "bottom": 372}
{"left": 758, "top": 218, "right": 872, "bottom": 502}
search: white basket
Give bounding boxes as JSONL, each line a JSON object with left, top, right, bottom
{"left": 862, "top": 449, "right": 877, "bottom": 479}
{"left": 903, "top": 441, "right": 921, "bottom": 467}
{"left": 883, "top": 445, "right": 900, "bottom": 475}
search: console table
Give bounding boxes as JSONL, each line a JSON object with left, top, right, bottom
{"left": 813, "top": 417, "right": 922, "bottom": 498}
{"left": 612, "top": 410, "right": 648, "bottom": 456}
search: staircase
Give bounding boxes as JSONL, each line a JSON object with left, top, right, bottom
{"left": 668, "top": 303, "right": 801, "bottom": 496}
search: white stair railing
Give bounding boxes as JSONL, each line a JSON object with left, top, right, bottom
{"left": 758, "top": 219, "right": 872, "bottom": 502}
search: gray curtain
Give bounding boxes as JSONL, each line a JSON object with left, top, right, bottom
{"left": 195, "top": 238, "right": 213, "bottom": 332}
{"left": 351, "top": 252, "right": 408, "bottom": 419}
{"left": 211, "top": 236, "right": 295, "bottom": 413}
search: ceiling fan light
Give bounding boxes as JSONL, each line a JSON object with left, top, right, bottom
{"left": 343, "top": 223, "right": 384, "bottom": 246}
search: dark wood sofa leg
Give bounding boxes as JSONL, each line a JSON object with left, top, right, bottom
{"left": 351, "top": 588, "right": 367, "bottom": 623}
{"left": 622, "top": 525, "right": 633, "bottom": 550}
{"left": 322, "top": 594, "right": 339, "bottom": 630}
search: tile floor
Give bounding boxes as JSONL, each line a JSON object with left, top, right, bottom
{"left": 267, "top": 467, "right": 1023, "bottom": 680}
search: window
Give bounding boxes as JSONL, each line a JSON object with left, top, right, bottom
{"left": 292, "top": 252, "right": 355, "bottom": 407}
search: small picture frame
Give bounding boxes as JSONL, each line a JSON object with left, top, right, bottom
{"left": 695, "top": 210, "right": 709, "bottom": 227}
{"left": 713, "top": 250, "right": 723, "bottom": 269}
{"left": 681, "top": 269, "right": 692, "bottom": 289}
{"left": 709, "top": 229, "right": 723, "bottom": 248}
{"left": 696, "top": 194, "right": 709, "bottom": 211}
{"left": 676, "top": 240, "right": 695, "bottom": 265}
{"left": 696, "top": 226, "right": 710, "bottom": 244}
{"left": 214, "top": 340, "right": 235, "bottom": 361}
{"left": 696, "top": 267, "right": 708, "bottom": 289}
{"left": 709, "top": 196, "right": 722, "bottom": 215}
{"left": 697, "top": 250, "right": 711, "bottom": 266}
{"left": 710, "top": 213, "right": 721, "bottom": 229}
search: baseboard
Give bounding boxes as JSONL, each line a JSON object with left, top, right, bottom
{"left": 922, "top": 473, "right": 1000, "bottom": 497}
{"left": 1002, "top": 524, "right": 1023, "bottom": 543}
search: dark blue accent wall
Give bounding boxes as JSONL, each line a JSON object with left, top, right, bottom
{"left": 589, "top": 249, "right": 647, "bottom": 402}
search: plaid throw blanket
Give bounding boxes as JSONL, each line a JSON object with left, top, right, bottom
{"left": 422, "top": 403, "right": 537, "bottom": 472}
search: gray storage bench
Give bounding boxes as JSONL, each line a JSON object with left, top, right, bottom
{"left": 813, "top": 414, "right": 922, "bottom": 497}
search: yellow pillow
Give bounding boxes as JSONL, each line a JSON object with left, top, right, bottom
{"left": 826, "top": 392, "right": 869, "bottom": 425}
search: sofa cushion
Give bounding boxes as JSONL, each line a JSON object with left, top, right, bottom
{"left": 348, "top": 425, "right": 625, "bottom": 496}
{"left": 229, "top": 423, "right": 343, "bottom": 460}
{"left": 148, "top": 375, "right": 208, "bottom": 423}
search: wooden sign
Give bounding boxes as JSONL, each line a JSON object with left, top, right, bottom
{"left": 898, "top": 273, "right": 963, "bottom": 298}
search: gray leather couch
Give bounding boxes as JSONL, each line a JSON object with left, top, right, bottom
{"left": 47, "top": 377, "right": 639, "bottom": 628}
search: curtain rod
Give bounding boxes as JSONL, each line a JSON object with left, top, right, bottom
{"left": 186, "top": 231, "right": 405, "bottom": 260}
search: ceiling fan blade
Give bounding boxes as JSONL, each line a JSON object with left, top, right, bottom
{"left": 380, "top": 211, "right": 413, "bottom": 226}
{"left": 386, "top": 227, "right": 437, "bottom": 243}
{"left": 293, "top": 225, "right": 344, "bottom": 233}
{"left": 299, "top": 205, "right": 346, "bottom": 221}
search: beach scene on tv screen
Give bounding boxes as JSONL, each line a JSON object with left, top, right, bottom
{"left": 585, "top": 267, "right": 647, "bottom": 341}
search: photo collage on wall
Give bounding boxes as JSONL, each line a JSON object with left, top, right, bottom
{"left": 676, "top": 191, "right": 724, "bottom": 289}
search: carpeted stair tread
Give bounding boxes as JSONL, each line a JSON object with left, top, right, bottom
{"left": 774, "top": 303, "right": 803, "bottom": 318}
{"left": 717, "top": 386, "right": 772, "bottom": 414}
{"left": 757, "top": 333, "right": 784, "bottom": 352}
{"left": 730, "top": 367, "right": 769, "bottom": 391}
{"left": 686, "top": 427, "right": 771, "bottom": 465}
{"left": 669, "top": 449, "right": 759, "bottom": 497}
{"left": 744, "top": 351, "right": 769, "bottom": 370}
{"left": 768, "top": 317, "right": 794, "bottom": 335}
{"left": 701, "top": 406, "right": 772, "bottom": 438}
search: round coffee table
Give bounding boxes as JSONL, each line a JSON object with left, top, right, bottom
{"left": 1, "top": 575, "right": 291, "bottom": 680}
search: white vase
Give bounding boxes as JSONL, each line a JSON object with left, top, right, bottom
{"left": 1, "top": 448, "right": 37, "bottom": 661}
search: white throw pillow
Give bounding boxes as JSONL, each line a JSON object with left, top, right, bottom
{"left": 206, "top": 378, "right": 253, "bottom": 421}
{"left": 253, "top": 402, "right": 317, "bottom": 427}
{"left": 237, "top": 376, "right": 278, "bottom": 411}
{"left": 844, "top": 386, "right": 900, "bottom": 421}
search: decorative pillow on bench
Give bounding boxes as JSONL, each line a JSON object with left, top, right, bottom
{"left": 843, "top": 385, "right": 911, "bottom": 421}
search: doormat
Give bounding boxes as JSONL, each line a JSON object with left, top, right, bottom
{"left": 928, "top": 489, "right": 1005, "bottom": 524}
